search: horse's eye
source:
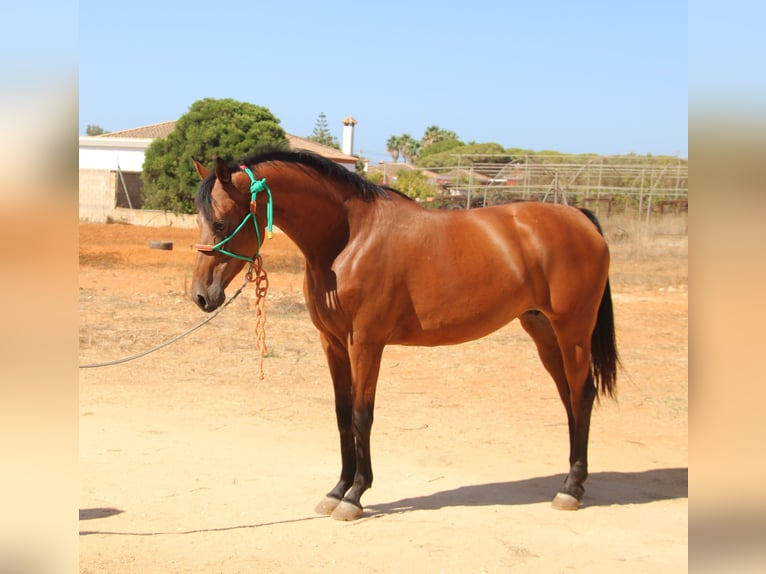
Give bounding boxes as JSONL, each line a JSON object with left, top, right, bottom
{"left": 213, "top": 220, "right": 225, "bottom": 235}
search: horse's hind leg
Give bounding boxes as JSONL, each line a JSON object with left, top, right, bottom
{"left": 520, "top": 310, "right": 574, "bottom": 438}
{"left": 551, "top": 317, "right": 598, "bottom": 510}
{"left": 519, "top": 310, "right": 596, "bottom": 510}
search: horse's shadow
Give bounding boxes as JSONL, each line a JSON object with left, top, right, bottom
{"left": 79, "top": 468, "right": 687, "bottom": 535}
{"left": 366, "top": 467, "right": 688, "bottom": 517}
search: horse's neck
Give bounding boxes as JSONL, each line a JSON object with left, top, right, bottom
{"left": 268, "top": 172, "right": 352, "bottom": 267}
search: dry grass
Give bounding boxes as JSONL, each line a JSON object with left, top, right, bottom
{"left": 601, "top": 213, "right": 688, "bottom": 291}
{"left": 78, "top": 250, "right": 124, "bottom": 268}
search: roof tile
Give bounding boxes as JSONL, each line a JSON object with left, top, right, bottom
{"left": 100, "top": 121, "right": 356, "bottom": 163}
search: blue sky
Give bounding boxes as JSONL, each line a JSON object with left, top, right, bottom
{"left": 79, "top": 0, "right": 688, "bottom": 160}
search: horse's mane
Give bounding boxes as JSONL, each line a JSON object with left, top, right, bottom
{"left": 240, "top": 146, "right": 396, "bottom": 201}
{"left": 197, "top": 144, "right": 410, "bottom": 224}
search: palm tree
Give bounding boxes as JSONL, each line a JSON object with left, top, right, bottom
{"left": 399, "top": 134, "right": 421, "bottom": 164}
{"left": 408, "top": 141, "right": 422, "bottom": 164}
{"left": 422, "top": 125, "right": 441, "bottom": 148}
{"left": 422, "top": 126, "right": 458, "bottom": 149}
{"left": 386, "top": 135, "right": 402, "bottom": 162}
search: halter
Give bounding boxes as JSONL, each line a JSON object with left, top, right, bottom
{"left": 195, "top": 165, "right": 274, "bottom": 263}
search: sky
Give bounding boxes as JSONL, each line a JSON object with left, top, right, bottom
{"left": 77, "top": 0, "right": 689, "bottom": 160}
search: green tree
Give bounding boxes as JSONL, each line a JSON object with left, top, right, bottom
{"left": 386, "top": 135, "right": 402, "bottom": 162}
{"left": 307, "top": 112, "right": 340, "bottom": 149}
{"left": 141, "top": 98, "right": 286, "bottom": 213}
{"left": 86, "top": 124, "right": 107, "bottom": 135}
{"left": 418, "top": 138, "right": 464, "bottom": 161}
{"left": 392, "top": 168, "right": 435, "bottom": 200}
{"left": 355, "top": 155, "right": 368, "bottom": 174}
{"left": 418, "top": 142, "right": 507, "bottom": 168}
{"left": 387, "top": 127, "right": 459, "bottom": 165}
{"left": 398, "top": 134, "right": 421, "bottom": 164}
{"left": 422, "top": 125, "right": 458, "bottom": 149}
{"left": 365, "top": 171, "right": 385, "bottom": 185}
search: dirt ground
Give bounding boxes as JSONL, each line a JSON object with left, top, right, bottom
{"left": 78, "top": 220, "right": 688, "bottom": 573}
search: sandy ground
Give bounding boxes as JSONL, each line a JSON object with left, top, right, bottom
{"left": 79, "top": 221, "right": 688, "bottom": 573}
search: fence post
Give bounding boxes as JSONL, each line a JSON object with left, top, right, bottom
{"left": 116, "top": 163, "right": 134, "bottom": 210}
{"left": 638, "top": 168, "right": 645, "bottom": 223}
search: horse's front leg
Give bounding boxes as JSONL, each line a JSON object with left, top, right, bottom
{"left": 329, "top": 341, "right": 385, "bottom": 521}
{"left": 314, "top": 333, "right": 356, "bottom": 516}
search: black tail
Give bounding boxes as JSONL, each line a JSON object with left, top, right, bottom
{"left": 579, "top": 208, "right": 619, "bottom": 398}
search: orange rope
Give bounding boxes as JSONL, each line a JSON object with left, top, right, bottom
{"left": 247, "top": 255, "right": 269, "bottom": 380}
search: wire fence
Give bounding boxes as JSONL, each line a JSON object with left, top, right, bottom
{"left": 422, "top": 154, "right": 688, "bottom": 223}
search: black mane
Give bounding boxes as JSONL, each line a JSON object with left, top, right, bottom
{"left": 197, "top": 145, "right": 408, "bottom": 225}
{"left": 239, "top": 146, "right": 392, "bottom": 201}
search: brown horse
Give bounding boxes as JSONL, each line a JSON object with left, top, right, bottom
{"left": 191, "top": 146, "right": 619, "bottom": 521}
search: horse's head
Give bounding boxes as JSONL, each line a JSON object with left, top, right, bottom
{"left": 191, "top": 157, "right": 266, "bottom": 312}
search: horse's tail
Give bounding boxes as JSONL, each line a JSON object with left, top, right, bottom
{"left": 579, "top": 208, "right": 620, "bottom": 399}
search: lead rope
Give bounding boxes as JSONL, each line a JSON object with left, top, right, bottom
{"left": 247, "top": 254, "right": 269, "bottom": 380}
{"left": 79, "top": 272, "right": 251, "bottom": 369}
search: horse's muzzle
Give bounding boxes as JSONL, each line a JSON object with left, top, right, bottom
{"left": 193, "top": 288, "right": 224, "bottom": 312}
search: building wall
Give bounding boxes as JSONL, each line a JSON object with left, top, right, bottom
{"left": 78, "top": 139, "right": 150, "bottom": 172}
{"left": 100, "top": 207, "right": 198, "bottom": 228}
{"left": 78, "top": 133, "right": 358, "bottom": 223}
{"left": 79, "top": 169, "right": 116, "bottom": 222}
{"left": 79, "top": 137, "right": 152, "bottom": 221}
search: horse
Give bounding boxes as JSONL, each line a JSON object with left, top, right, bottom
{"left": 191, "top": 145, "right": 619, "bottom": 521}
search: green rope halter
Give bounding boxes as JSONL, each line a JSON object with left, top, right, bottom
{"left": 195, "top": 166, "right": 273, "bottom": 263}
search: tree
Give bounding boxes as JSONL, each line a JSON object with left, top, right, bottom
{"left": 354, "top": 155, "right": 368, "bottom": 174}
{"left": 141, "top": 98, "right": 286, "bottom": 213}
{"left": 418, "top": 138, "right": 464, "bottom": 161}
{"left": 398, "top": 134, "right": 421, "bottom": 164}
{"left": 391, "top": 168, "right": 435, "bottom": 200}
{"left": 386, "top": 135, "right": 402, "bottom": 162}
{"left": 418, "top": 142, "right": 508, "bottom": 169}
{"left": 365, "top": 171, "right": 385, "bottom": 185}
{"left": 387, "top": 127, "right": 459, "bottom": 165}
{"left": 86, "top": 124, "right": 108, "bottom": 136}
{"left": 422, "top": 125, "right": 458, "bottom": 149}
{"left": 307, "top": 112, "right": 339, "bottom": 149}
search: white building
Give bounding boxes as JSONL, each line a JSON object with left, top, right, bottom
{"left": 79, "top": 120, "right": 358, "bottom": 224}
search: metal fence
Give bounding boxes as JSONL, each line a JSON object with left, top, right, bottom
{"left": 427, "top": 154, "right": 688, "bottom": 221}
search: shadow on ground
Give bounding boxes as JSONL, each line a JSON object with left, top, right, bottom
{"left": 79, "top": 467, "right": 687, "bottom": 534}
{"left": 366, "top": 467, "right": 688, "bottom": 517}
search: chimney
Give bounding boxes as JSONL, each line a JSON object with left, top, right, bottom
{"left": 341, "top": 116, "right": 357, "bottom": 156}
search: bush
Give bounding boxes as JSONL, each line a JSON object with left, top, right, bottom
{"left": 141, "top": 98, "right": 286, "bottom": 213}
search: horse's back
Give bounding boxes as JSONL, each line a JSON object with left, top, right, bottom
{"left": 475, "top": 201, "right": 603, "bottom": 241}
{"left": 421, "top": 201, "right": 609, "bottom": 279}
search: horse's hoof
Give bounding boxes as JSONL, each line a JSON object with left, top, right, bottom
{"left": 551, "top": 492, "right": 581, "bottom": 511}
{"left": 314, "top": 496, "right": 341, "bottom": 515}
{"left": 330, "top": 500, "right": 363, "bottom": 521}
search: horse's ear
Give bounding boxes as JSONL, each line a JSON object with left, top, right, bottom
{"left": 215, "top": 157, "right": 231, "bottom": 184}
{"left": 193, "top": 158, "right": 210, "bottom": 180}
